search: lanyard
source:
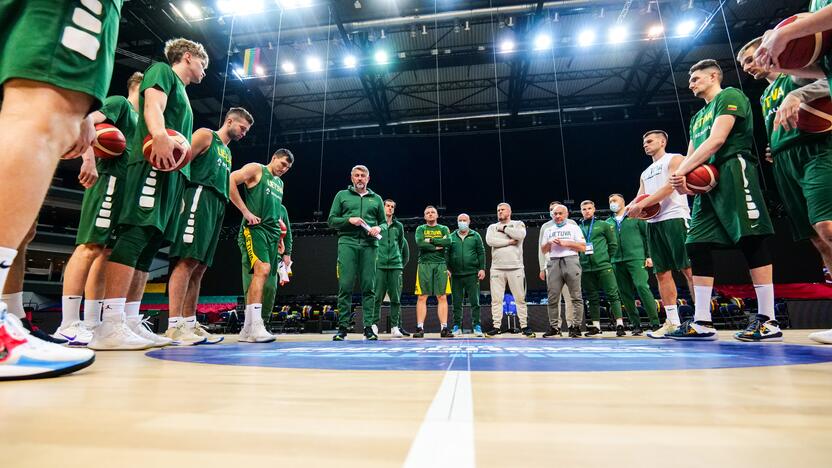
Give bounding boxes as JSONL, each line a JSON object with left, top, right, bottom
{"left": 615, "top": 216, "right": 626, "bottom": 235}
{"left": 582, "top": 217, "right": 595, "bottom": 239}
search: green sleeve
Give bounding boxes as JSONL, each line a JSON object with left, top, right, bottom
{"left": 477, "top": 232, "right": 486, "bottom": 270}
{"left": 375, "top": 195, "right": 385, "bottom": 227}
{"left": 141, "top": 62, "right": 176, "bottom": 96}
{"left": 714, "top": 88, "right": 749, "bottom": 120}
{"left": 99, "top": 96, "right": 127, "bottom": 126}
{"left": 431, "top": 225, "right": 452, "bottom": 247}
{"left": 399, "top": 227, "right": 410, "bottom": 266}
{"left": 327, "top": 192, "right": 349, "bottom": 230}
{"left": 638, "top": 220, "right": 649, "bottom": 258}
{"left": 282, "top": 206, "right": 293, "bottom": 255}
{"left": 604, "top": 223, "right": 618, "bottom": 259}
{"left": 415, "top": 225, "right": 435, "bottom": 252}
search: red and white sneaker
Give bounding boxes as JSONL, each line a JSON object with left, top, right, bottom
{"left": 0, "top": 306, "right": 95, "bottom": 381}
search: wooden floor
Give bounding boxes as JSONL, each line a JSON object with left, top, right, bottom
{"left": 2, "top": 330, "right": 832, "bottom": 468}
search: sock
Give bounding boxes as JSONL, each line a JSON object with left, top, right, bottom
{"left": 125, "top": 301, "right": 141, "bottom": 321}
{"left": 245, "top": 304, "right": 262, "bottom": 326}
{"left": 185, "top": 315, "right": 197, "bottom": 329}
{"left": 441, "top": 322, "right": 447, "bottom": 329}
{"left": 417, "top": 322, "right": 424, "bottom": 329}
{"left": 693, "top": 286, "right": 713, "bottom": 323}
{"left": 754, "top": 283, "right": 775, "bottom": 321}
{"left": 0, "top": 246, "right": 17, "bottom": 295}
{"left": 1, "top": 292, "right": 25, "bottom": 319}
{"left": 665, "top": 305, "right": 680, "bottom": 325}
{"left": 84, "top": 299, "right": 103, "bottom": 327}
{"left": 593, "top": 320, "right": 601, "bottom": 329}
{"left": 616, "top": 318, "right": 624, "bottom": 326}
{"left": 169, "top": 316, "right": 183, "bottom": 328}
{"left": 60, "top": 295, "right": 82, "bottom": 326}
{"left": 102, "top": 298, "right": 126, "bottom": 322}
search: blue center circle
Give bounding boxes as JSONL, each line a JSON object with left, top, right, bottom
{"left": 146, "top": 339, "right": 832, "bottom": 372}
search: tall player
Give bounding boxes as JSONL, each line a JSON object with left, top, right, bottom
{"left": 230, "top": 150, "right": 294, "bottom": 343}
{"left": 667, "top": 60, "right": 779, "bottom": 342}
{"left": 89, "top": 38, "right": 208, "bottom": 351}
{"left": 627, "top": 130, "right": 695, "bottom": 338}
{"left": 167, "top": 107, "right": 253, "bottom": 346}
{"left": 0, "top": 0, "right": 123, "bottom": 378}
{"left": 55, "top": 73, "right": 143, "bottom": 346}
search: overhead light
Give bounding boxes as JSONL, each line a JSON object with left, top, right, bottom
{"left": 306, "top": 56, "right": 323, "bottom": 72}
{"left": 533, "top": 33, "right": 552, "bottom": 50}
{"left": 608, "top": 25, "right": 628, "bottom": 44}
{"left": 676, "top": 19, "right": 697, "bottom": 37}
{"left": 281, "top": 61, "right": 296, "bottom": 74}
{"left": 507, "top": 16, "right": 514, "bottom": 27}
{"left": 647, "top": 24, "right": 664, "bottom": 38}
{"left": 255, "top": 65, "right": 265, "bottom": 76}
{"left": 374, "top": 50, "right": 389, "bottom": 64}
{"left": 577, "top": 30, "right": 596, "bottom": 47}
{"left": 343, "top": 54, "right": 357, "bottom": 68}
{"left": 278, "top": 0, "right": 313, "bottom": 9}
{"left": 217, "top": 0, "right": 264, "bottom": 15}
{"left": 499, "top": 38, "right": 515, "bottom": 53}
{"left": 181, "top": 1, "right": 202, "bottom": 19}
{"left": 354, "top": 0, "right": 361, "bottom": 8}
{"left": 380, "top": 29, "right": 386, "bottom": 39}
{"left": 464, "top": 20, "right": 470, "bottom": 31}
{"left": 421, "top": 25, "right": 428, "bottom": 35}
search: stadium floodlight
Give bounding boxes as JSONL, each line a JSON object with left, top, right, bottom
{"left": 182, "top": 1, "right": 202, "bottom": 19}
{"left": 647, "top": 24, "right": 664, "bottom": 38}
{"left": 255, "top": 65, "right": 265, "bottom": 76}
{"left": 281, "top": 61, "right": 296, "bottom": 74}
{"left": 577, "top": 29, "right": 596, "bottom": 47}
{"left": 676, "top": 19, "right": 697, "bottom": 37}
{"left": 343, "top": 54, "right": 358, "bottom": 68}
{"left": 499, "top": 38, "right": 515, "bottom": 53}
{"left": 608, "top": 25, "right": 628, "bottom": 44}
{"left": 533, "top": 33, "right": 552, "bottom": 50}
{"left": 306, "top": 56, "right": 323, "bottom": 72}
{"left": 374, "top": 50, "right": 389, "bottom": 64}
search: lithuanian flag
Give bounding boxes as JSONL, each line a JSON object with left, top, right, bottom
{"left": 242, "top": 48, "right": 261, "bottom": 76}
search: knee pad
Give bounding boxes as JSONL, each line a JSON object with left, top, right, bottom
{"left": 737, "top": 235, "right": 772, "bottom": 269}
{"left": 686, "top": 242, "right": 715, "bottom": 277}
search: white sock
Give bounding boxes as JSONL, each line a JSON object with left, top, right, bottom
{"left": 441, "top": 322, "right": 447, "bottom": 329}
{"left": 185, "top": 315, "right": 197, "bottom": 329}
{"left": 61, "top": 295, "right": 82, "bottom": 326}
{"left": 417, "top": 322, "right": 424, "bottom": 329}
{"left": 169, "top": 316, "right": 183, "bottom": 328}
{"left": 125, "top": 301, "right": 141, "bottom": 321}
{"left": 84, "top": 299, "right": 103, "bottom": 327}
{"left": 593, "top": 320, "right": 601, "bottom": 329}
{"left": 0, "top": 246, "right": 17, "bottom": 295}
{"left": 693, "top": 286, "right": 713, "bottom": 323}
{"left": 616, "top": 318, "right": 624, "bottom": 326}
{"left": 1, "top": 292, "right": 25, "bottom": 319}
{"left": 665, "top": 305, "right": 680, "bottom": 326}
{"left": 102, "top": 298, "right": 126, "bottom": 323}
{"left": 754, "top": 283, "right": 775, "bottom": 321}
{"left": 245, "top": 304, "right": 262, "bottom": 326}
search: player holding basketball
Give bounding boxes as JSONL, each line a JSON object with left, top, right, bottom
{"left": 667, "top": 60, "right": 779, "bottom": 342}
{"left": 627, "top": 130, "right": 695, "bottom": 338}
{"left": 166, "top": 107, "right": 253, "bottom": 345}
{"left": 414, "top": 206, "right": 453, "bottom": 338}
{"left": 90, "top": 38, "right": 208, "bottom": 350}
{"left": 231, "top": 150, "right": 295, "bottom": 343}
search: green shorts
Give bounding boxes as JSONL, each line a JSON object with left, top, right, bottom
{"left": 686, "top": 155, "right": 774, "bottom": 246}
{"left": 0, "top": 0, "right": 122, "bottom": 108}
{"left": 772, "top": 138, "right": 832, "bottom": 241}
{"left": 170, "top": 185, "right": 226, "bottom": 266}
{"left": 76, "top": 174, "right": 122, "bottom": 246}
{"left": 238, "top": 226, "right": 280, "bottom": 275}
{"left": 117, "top": 160, "right": 186, "bottom": 241}
{"left": 415, "top": 262, "right": 451, "bottom": 296}
{"left": 647, "top": 218, "right": 691, "bottom": 273}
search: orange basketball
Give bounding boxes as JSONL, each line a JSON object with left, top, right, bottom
{"left": 93, "top": 123, "right": 126, "bottom": 159}
{"left": 775, "top": 14, "right": 832, "bottom": 69}
{"left": 685, "top": 164, "right": 719, "bottom": 195}
{"left": 633, "top": 193, "right": 660, "bottom": 220}
{"left": 142, "top": 129, "right": 192, "bottom": 171}
{"left": 798, "top": 97, "right": 832, "bottom": 133}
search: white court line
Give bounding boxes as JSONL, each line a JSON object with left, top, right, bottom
{"left": 403, "top": 344, "right": 475, "bottom": 468}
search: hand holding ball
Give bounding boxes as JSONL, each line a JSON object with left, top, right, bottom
{"left": 632, "top": 194, "right": 661, "bottom": 220}
{"left": 142, "top": 129, "right": 192, "bottom": 171}
{"left": 93, "top": 123, "right": 126, "bottom": 159}
{"left": 685, "top": 164, "right": 719, "bottom": 195}
{"left": 774, "top": 14, "right": 832, "bottom": 69}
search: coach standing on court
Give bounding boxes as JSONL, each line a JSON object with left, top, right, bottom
{"left": 447, "top": 213, "right": 486, "bottom": 337}
{"left": 328, "top": 165, "right": 385, "bottom": 341}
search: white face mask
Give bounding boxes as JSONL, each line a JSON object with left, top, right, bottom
{"left": 609, "top": 202, "right": 621, "bottom": 213}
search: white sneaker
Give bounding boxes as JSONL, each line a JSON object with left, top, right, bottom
{"left": 193, "top": 322, "right": 224, "bottom": 344}
{"left": 809, "top": 328, "right": 832, "bottom": 344}
{"left": 391, "top": 326, "right": 404, "bottom": 338}
{"left": 128, "top": 317, "right": 173, "bottom": 347}
{"left": 239, "top": 320, "right": 276, "bottom": 343}
{"left": 88, "top": 320, "right": 155, "bottom": 351}
{"left": 53, "top": 321, "right": 94, "bottom": 346}
{"left": 1, "top": 310, "right": 95, "bottom": 381}
{"left": 371, "top": 324, "right": 379, "bottom": 335}
{"left": 164, "top": 322, "right": 207, "bottom": 346}
{"left": 647, "top": 320, "right": 678, "bottom": 339}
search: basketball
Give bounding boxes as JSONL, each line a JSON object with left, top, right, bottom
{"left": 633, "top": 193, "right": 660, "bottom": 220}
{"left": 798, "top": 97, "right": 832, "bottom": 133}
{"left": 775, "top": 14, "right": 832, "bottom": 69}
{"left": 93, "top": 123, "right": 126, "bottom": 159}
{"left": 685, "top": 164, "right": 719, "bottom": 194}
{"left": 142, "top": 129, "right": 192, "bottom": 171}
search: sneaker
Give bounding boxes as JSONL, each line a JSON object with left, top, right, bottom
{"left": 522, "top": 326, "right": 536, "bottom": 338}
{"left": 568, "top": 325, "right": 581, "bottom": 338}
{"left": 87, "top": 320, "right": 155, "bottom": 351}
{"left": 164, "top": 322, "right": 207, "bottom": 346}
{"left": 20, "top": 316, "right": 68, "bottom": 345}
{"left": 647, "top": 320, "right": 677, "bottom": 339}
{"left": 584, "top": 326, "right": 602, "bottom": 337}
{"left": 333, "top": 327, "right": 348, "bottom": 341}
{"left": 440, "top": 327, "right": 454, "bottom": 338}
{"left": 0, "top": 311, "right": 95, "bottom": 381}
{"left": 734, "top": 315, "right": 783, "bottom": 342}
{"left": 666, "top": 320, "right": 718, "bottom": 341}
{"left": 809, "top": 328, "right": 832, "bottom": 344}
{"left": 193, "top": 322, "right": 224, "bottom": 344}
{"left": 485, "top": 328, "right": 502, "bottom": 338}
{"left": 128, "top": 317, "right": 173, "bottom": 347}
{"left": 473, "top": 325, "right": 483, "bottom": 337}
{"left": 412, "top": 327, "right": 425, "bottom": 338}
{"left": 451, "top": 325, "right": 461, "bottom": 336}
{"left": 363, "top": 326, "right": 378, "bottom": 341}
{"left": 631, "top": 327, "right": 644, "bottom": 337}
{"left": 53, "top": 321, "right": 93, "bottom": 346}
{"left": 399, "top": 327, "right": 411, "bottom": 337}
{"left": 825, "top": 267, "right": 832, "bottom": 284}
{"left": 543, "top": 327, "right": 562, "bottom": 338}
{"left": 239, "top": 321, "right": 276, "bottom": 343}
{"left": 371, "top": 324, "right": 379, "bottom": 336}
{"left": 391, "top": 326, "right": 404, "bottom": 338}
{"left": 616, "top": 324, "right": 626, "bottom": 337}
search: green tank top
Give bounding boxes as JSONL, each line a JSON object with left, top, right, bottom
{"left": 188, "top": 131, "right": 231, "bottom": 198}
{"left": 242, "top": 165, "right": 283, "bottom": 236}
{"left": 98, "top": 95, "right": 138, "bottom": 179}
{"left": 762, "top": 74, "right": 819, "bottom": 153}
{"left": 690, "top": 87, "right": 756, "bottom": 166}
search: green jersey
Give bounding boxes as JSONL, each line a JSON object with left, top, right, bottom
{"left": 762, "top": 74, "right": 820, "bottom": 153}
{"left": 132, "top": 62, "right": 193, "bottom": 179}
{"left": 415, "top": 224, "right": 451, "bottom": 264}
{"left": 189, "top": 131, "right": 232, "bottom": 198}
{"left": 690, "top": 87, "right": 756, "bottom": 166}
{"left": 98, "top": 95, "right": 137, "bottom": 179}
{"left": 242, "top": 164, "right": 284, "bottom": 237}
{"left": 811, "top": 0, "right": 831, "bottom": 12}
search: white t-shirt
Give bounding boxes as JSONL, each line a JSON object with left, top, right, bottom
{"left": 540, "top": 223, "right": 586, "bottom": 259}
{"left": 640, "top": 152, "right": 690, "bottom": 223}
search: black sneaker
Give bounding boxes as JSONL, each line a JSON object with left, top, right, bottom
{"left": 399, "top": 327, "right": 411, "bottom": 337}
{"left": 332, "top": 327, "right": 348, "bottom": 341}
{"left": 584, "top": 326, "right": 602, "bottom": 337}
{"left": 363, "top": 326, "right": 378, "bottom": 341}
{"left": 522, "top": 326, "right": 536, "bottom": 338}
{"left": 412, "top": 327, "right": 425, "bottom": 338}
{"left": 440, "top": 327, "right": 454, "bottom": 338}
{"left": 21, "top": 316, "right": 68, "bottom": 344}
{"left": 568, "top": 325, "right": 581, "bottom": 338}
{"left": 485, "top": 328, "right": 502, "bottom": 338}
{"left": 616, "top": 324, "right": 626, "bottom": 337}
{"left": 631, "top": 327, "right": 644, "bottom": 337}
{"left": 542, "top": 327, "right": 562, "bottom": 338}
